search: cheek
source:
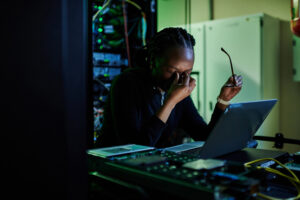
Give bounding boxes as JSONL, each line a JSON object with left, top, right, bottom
{"left": 154, "top": 69, "right": 170, "bottom": 81}
{"left": 159, "top": 68, "right": 173, "bottom": 80}
{"left": 162, "top": 73, "right": 172, "bottom": 80}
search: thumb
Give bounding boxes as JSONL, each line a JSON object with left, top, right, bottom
{"left": 172, "top": 72, "right": 180, "bottom": 85}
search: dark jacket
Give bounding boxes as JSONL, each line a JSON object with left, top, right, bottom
{"left": 96, "top": 67, "right": 224, "bottom": 148}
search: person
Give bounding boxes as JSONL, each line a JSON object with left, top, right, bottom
{"left": 95, "top": 27, "right": 243, "bottom": 148}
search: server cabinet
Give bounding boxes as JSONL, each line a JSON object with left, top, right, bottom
{"left": 190, "top": 23, "right": 205, "bottom": 117}
{"left": 293, "top": 35, "right": 300, "bottom": 81}
{"left": 204, "top": 13, "right": 280, "bottom": 138}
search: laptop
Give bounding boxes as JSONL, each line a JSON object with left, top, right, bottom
{"left": 163, "top": 99, "right": 278, "bottom": 159}
{"left": 87, "top": 144, "right": 155, "bottom": 158}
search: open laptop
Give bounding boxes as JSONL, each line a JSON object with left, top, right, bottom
{"left": 163, "top": 99, "right": 278, "bottom": 159}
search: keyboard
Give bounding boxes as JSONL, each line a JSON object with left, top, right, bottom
{"left": 180, "top": 147, "right": 203, "bottom": 156}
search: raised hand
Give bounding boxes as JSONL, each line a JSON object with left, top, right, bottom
{"left": 218, "top": 75, "right": 243, "bottom": 101}
{"left": 166, "top": 72, "right": 196, "bottom": 105}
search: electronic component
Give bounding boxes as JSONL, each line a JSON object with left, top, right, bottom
{"left": 183, "top": 159, "right": 226, "bottom": 170}
{"left": 88, "top": 147, "right": 262, "bottom": 199}
{"left": 122, "top": 155, "right": 167, "bottom": 166}
{"left": 87, "top": 144, "right": 155, "bottom": 158}
{"left": 91, "top": 1, "right": 156, "bottom": 143}
{"left": 277, "top": 162, "right": 300, "bottom": 171}
{"left": 292, "top": 151, "right": 300, "bottom": 163}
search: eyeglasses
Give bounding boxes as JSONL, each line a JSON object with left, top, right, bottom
{"left": 221, "top": 47, "right": 236, "bottom": 86}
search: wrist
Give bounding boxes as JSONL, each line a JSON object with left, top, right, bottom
{"left": 156, "top": 98, "right": 176, "bottom": 124}
{"left": 216, "top": 97, "right": 230, "bottom": 111}
{"left": 164, "top": 98, "right": 176, "bottom": 109}
{"left": 217, "top": 97, "right": 230, "bottom": 106}
{"left": 217, "top": 97, "right": 230, "bottom": 105}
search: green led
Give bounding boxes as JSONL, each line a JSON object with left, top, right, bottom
{"left": 99, "top": 46, "right": 104, "bottom": 50}
{"left": 97, "top": 39, "right": 102, "bottom": 43}
{"left": 98, "top": 6, "right": 102, "bottom": 10}
{"left": 98, "top": 28, "right": 103, "bottom": 32}
{"left": 94, "top": 5, "right": 98, "bottom": 9}
{"left": 99, "top": 17, "right": 103, "bottom": 22}
{"left": 104, "top": 74, "right": 109, "bottom": 77}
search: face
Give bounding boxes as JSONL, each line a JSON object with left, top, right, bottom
{"left": 152, "top": 47, "right": 194, "bottom": 91}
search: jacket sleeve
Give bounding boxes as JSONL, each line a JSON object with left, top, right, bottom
{"left": 178, "top": 96, "right": 224, "bottom": 141}
{"left": 110, "top": 74, "right": 167, "bottom": 147}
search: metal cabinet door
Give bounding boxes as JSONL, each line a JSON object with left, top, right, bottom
{"left": 293, "top": 35, "right": 300, "bottom": 81}
{"left": 157, "top": 0, "right": 187, "bottom": 31}
{"left": 205, "top": 15, "right": 262, "bottom": 121}
{"left": 191, "top": 23, "right": 206, "bottom": 118}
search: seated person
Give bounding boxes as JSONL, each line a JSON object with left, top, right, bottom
{"left": 95, "top": 27, "right": 243, "bottom": 148}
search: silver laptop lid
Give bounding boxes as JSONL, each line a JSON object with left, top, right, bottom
{"left": 198, "top": 99, "right": 277, "bottom": 159}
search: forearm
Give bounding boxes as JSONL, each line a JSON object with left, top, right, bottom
{"left": 156, "top": 99, "right": 176, "bottom": 123}
{"left": 189, "top": 104, "right": 224, "bottom": 141}
{"left": 178, "top": 97, "right": 224, "bottom": 141}
{"left": 207, "top": 104, "right": 225, "bottom": 131}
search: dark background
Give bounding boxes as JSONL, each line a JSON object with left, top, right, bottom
{"left": 2, "top": 0, "right": 91, "bottom": 199}
{"left": 1, "top": 0, "right": 156, "bottom": 199}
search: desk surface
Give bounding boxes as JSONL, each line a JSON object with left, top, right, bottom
{"left": 88, "top": 147, "right": 296, "bottom": 199}
{"left": 218, "top": 147, "right": 290, "bottom": 163}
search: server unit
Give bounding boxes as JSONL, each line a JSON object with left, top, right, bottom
{"left": 91, "top": 0, "right": 157, "bottom": 144}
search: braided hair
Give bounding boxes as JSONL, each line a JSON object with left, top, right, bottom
{"left": 133, "top": 27, "right": 196, "bottom": 68}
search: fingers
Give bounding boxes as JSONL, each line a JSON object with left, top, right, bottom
{"left": 172, "top": 72, "right": 180, "bottom": 85}
{"left": 175, "top": 72, "right": 196, "bottom": 93}
{"left": 189, "top": 77, "right": 196, "bottom": 92}
{"left": 183, "top": 72, "right": 190, "bottom": 86}
{"left": 189, "top": 76, "right": 195, "bottom": 84}
{"left": 225, "top": 75, "right": 243, "bottom": 87}
{"left": 182, "top": 73, "right": 196, "bottom": 92}
{"left": 234, "top": 75, "right": 243, "bottom": 87}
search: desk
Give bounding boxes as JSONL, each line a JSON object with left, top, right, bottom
{"left": 88, "top": 147, "right": 298, "bottom": 199}
{"left": 219, "top": 148, "right": 290, "bottom": 163}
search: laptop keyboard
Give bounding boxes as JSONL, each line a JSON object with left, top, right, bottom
{"left": 180, "top": 147, "right": 203, "bottom": 156}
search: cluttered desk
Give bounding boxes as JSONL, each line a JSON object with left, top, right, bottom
{"left": 87, "top": 99, "right": 300, "bottom": 199}
{"left": 87, "top": 144, "right": 300, "bottom": 200}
